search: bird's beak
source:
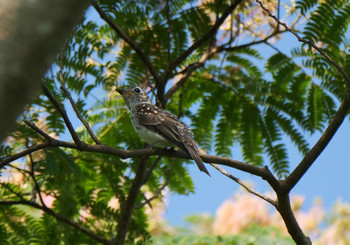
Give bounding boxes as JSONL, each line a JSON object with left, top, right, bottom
{"left": 116, "top": 88, "right": 133, "bottom": 102}
{"left": 116, "top": 88, "right": 126, "bottom": 95}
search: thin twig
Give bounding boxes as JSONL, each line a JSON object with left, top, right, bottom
{"left": 164, "top": 0, "right": 243, "bottom": 79}
{"left": 219, "top": 29, "right": 285, "bottom": 52}
{"left": 7, "top": 163, "right": 31, "bottom": 175}
{"left": 164, "top": 29, "right": 285, "bottom": 102}
{"left": 58, "top": 61, "right": 102, "bottom": 145}
{"left": 28, "top": 152, "right": 47, "bottom": 208}
{"left": 26, "top": 141, "right": 37, "bottom": 202}
{"left": 256, "top": 0, "right": 350, "bottom": 86}
{"left": 0, "top": 142, "right": 51, "bottom": 169}
{"left": 1, "top": 179, "right": 109, "bottom": 244}
{"left": 164, "top": 46, "right": 219, "bottom": 101}
{"left": 211, "top": 163, "right": 277, "bottom": 207}
{"left": 92, "top": 1, "right": 162, "bottom": 85}
{"left": 136, "top": 160, "right": 174, "bottom": 209}
{"left": 2, "top": 183, "right": 25, "bottom": 200}
{"left": 42, "top": 83, "right": 84, "bottom": 148}
{"left": 24, "top": 120, "right": 55, "bottom": 141}
{"left": 143, "top": 156, "right": 162, "bottom": 185}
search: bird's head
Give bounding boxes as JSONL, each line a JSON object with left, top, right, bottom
{"left": 116, "top": 86, "right": 150, "bottom": 109}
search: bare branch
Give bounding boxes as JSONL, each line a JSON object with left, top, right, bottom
{"left": 1, "top": 179, "right": 110, "bottom": 244}
{"left": 276, "top": 192, "right": 312, "bottom": 244}
{"left": 92, "top": 1, "right": 162, "bottom": 85}
{"left": 28, "top": 153, "right": 47, "bottom": 208}
{"left": 42, "top": 83, "right": 84, "bottom": 148}
{"left": 143, "top": 156, "right": 162, "bottom": 185}
{"left": 7, "top": 164, "right": 31, "bottom": 175}
{"left": 0, "top": 142, "right": 50, "bottom": 169}
{"left": 58, "top": 64, "right": 102, "bottom": 145}
{"left": 164, "top": 46, "right": 219, "bottom": 101}
{"left": 2, "top": 183, "right": 26, "bottom": 200}
{"left": 24, "top": 120, "right": 55, "bottom": 141}
{"left": 218, "top": 29, "right": 286, "bottom": 52}
{"left": 211, "top": 163, "right": 277, "bottom": 207}
{"left": 164, "top": 0, "right": 243, "bottom": 78}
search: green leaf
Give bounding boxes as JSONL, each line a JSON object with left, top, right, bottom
{"left": 44, "top": 148, "right": 59, "bottom": 177}
{"left": 240, "top": 101, "right": 263, "bottom": 165}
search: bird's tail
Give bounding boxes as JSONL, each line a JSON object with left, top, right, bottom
{"left": 183, "top": 137, "right": 211, "bottom": 177}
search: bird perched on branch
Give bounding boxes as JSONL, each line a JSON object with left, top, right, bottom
{"left": 117, "top": 86, "right": 210, "bottom": 176}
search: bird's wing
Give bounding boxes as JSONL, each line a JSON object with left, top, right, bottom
{"left": 133, "top": 104, "right": 187, "bottom": 151}
{"left": 134, "top": 103, "right": 211, "bottom": 176}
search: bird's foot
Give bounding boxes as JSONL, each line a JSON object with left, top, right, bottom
{"left": 145, "top": 144, "right": 156, "bottom": 149}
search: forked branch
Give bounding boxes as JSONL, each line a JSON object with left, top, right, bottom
{"left": 58, "top": 62, "right": 102, "bottom": 145}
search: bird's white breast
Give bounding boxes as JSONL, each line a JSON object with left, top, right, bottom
{"left": 131, "top": 116, "right": 171, "bottom": 147}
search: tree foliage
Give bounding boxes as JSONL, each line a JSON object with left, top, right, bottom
{"left": 1, "top": 0, "right": 350, "bottom": 244}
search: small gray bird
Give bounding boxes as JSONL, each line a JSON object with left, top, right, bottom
{"left": 117, "top": 86, "right": 210, "bottom": 176}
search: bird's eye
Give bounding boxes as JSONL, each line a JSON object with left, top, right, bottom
{"left": 134, "top": 87, "right": 141, "bottom": 93}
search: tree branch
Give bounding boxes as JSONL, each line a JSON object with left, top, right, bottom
{"left": 218, "top": 29, "right": 286, "bottom": 52}
{"left": 113, "top": 157, "right": 148, "bottom": 245}
{"left": 211, "top": 163, "right": 277, "bottom": 207}
{"left": 58, "top": 64, "right": 102, "bottom": 145}
{"left": 143, "top": 156, "right": 162, "bottom": 185}
{"left": 164, "top": 46, "right": 219, "bottom": 101}
{"left": 42, "top": 83, "right": 84, "bottom": 148}
{"left": 202, "top": 155, "right": 280, "bottom": 191}
{"left": 164, "top": 0, "right": 243, "bottom": 77}
{"left": 24, "top": 119, "right": 55, "bottom": 141}
{"left": 284, "top": 93, "right": 350, "bottom": 191}
{"left": 1, "top": 122, "right": 281, "bottom": 192}
{"left": 164, "top": 20, "right": 285, "bottom": 103}
{"left": 0, "top": 142, "right": 51, "bottom": 169}
{"left": 276, "top": 193, "right": 311, "bottom": 244}
{"left": 29, "top": 162, "right": 47, "bottom": 208}
{"left": 92, "top": 1, "right": 162, "bottom": 85}
{"left": 136, "top": 160, "right": 174, "bottom": 209}
{"left": 254, "top": 2, "right": 350, "bottom": 243}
